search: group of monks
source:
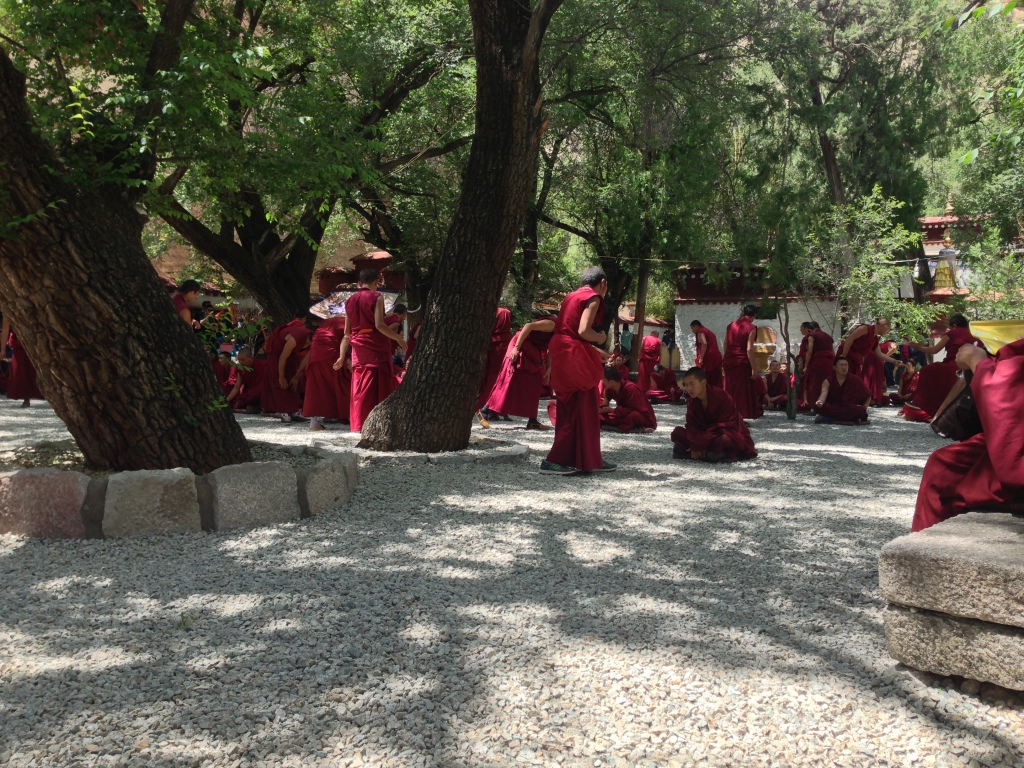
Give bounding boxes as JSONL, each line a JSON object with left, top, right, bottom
{"left": 0, "top": 314, "right": 43, "bottom": 407}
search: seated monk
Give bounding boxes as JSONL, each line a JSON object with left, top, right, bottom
{"left": 226, "top": 346, "right": 267, "bottom": 413}
{"left": 212, "top": 352, "right": 234, "bottom": 396}
{"left": 890, "top": 362, "right": 919, "bottom": 407}
{"left": 599, "top": 366, "right": 657, "bottom": 433}
{"left": 648, "top": 364, "right": 682, "bottom": 403}
{"left": 912, "top": 342, "right": 1024, "bottom": 531}
{"left": 763, "top": 360, "right": 789, "bottom": 411}
{"left": 814, "top": 356, "right": 871, "bottom": 425}
{"left": 671, "top": 367, "right": 757, "bottom": 462}
{"left": 903, "top": 314, "right": 980, "bottom": 421}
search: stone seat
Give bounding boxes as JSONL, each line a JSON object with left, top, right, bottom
{"left": 879, "top": 512, "right": 1024, "bottom": 691}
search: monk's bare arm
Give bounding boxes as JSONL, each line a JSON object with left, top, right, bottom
{"left": 804, "top": 336, "right": 814, "bottom": 371}
{"left": 335, "top": 316, "right": 352, "bottom": 370}
{"left": 840, "top": 325, "right": 866, "bottom": 357}
{"left": 696, "top": 332, "right": 707, "bottom": 363}
{"left": 815, "top": 380, "right": 829, "bottom": 407}
{"left": 292, "top": 352, "right": 310, "bottom": 388}
{"left": 373, "top": 297, "right": 407, "bottom": 351}
{"left": 511, "top": 319, "right": 555, "bottom": 362}
{"left": 874, "top": 345, "right": 901, "bottom": 365}
{"left": 279, "top": 336, "right": 297, "bottom": 388}
{"left": 909, "top": 334, "right": 948, "bottom": 355}
{"left": 578, "top": 299, "right": 607, "bottom": 345}
{"left": 0, "top": 316, "right": 9, "bottom": 358}
{"left": 746, "top": 329, "right": 757, "bottom": 379}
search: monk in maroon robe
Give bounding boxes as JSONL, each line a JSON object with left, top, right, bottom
{"left": 302, "top": 315, "right": 351, "bottom": 429}
{"left": 798, "top": 321, "right": 834, "bottom": 410}
{"left": 814, "top": 357, "right": 871, "bottom": 424}
{"left": 474, "top": 308, "right": 513, "bottom": 427}
{"left": 338, "top": 269, "right": 407, "bottom": 432}
{"left": 648, "top": 365, "right": 681, "bottom": 403}
{"left": 763, "top": 360, "right": 789, "bottom": 410}
{"left": 912, "top": 341, "right": 1024, "bottom": 531}
{"left": 485, "top": 317, "right": 555, "bottom": 429}
{"left": 2, "top": 320, "right": 43, "bottom": 407}
{"left": 637, "top": 332, "right": 663, "bottom": 394}
{"left": 903, "top": 314, "right": 980, "bottom": 421}
{"left": 212, "top": 353, "right": 234, "bottom": 396}
{"left": 542, "top": 267, "right": 614, "bottom": 475}
{"left": 722, "top": 304, "right": 763, "bottom": 420}
{"left": 690, "top": 320, "right": 723, "bottom": 388}
{"left": 226, "top": 347, "right": 267, "bottom": 412}
{"left": 600, "top": 366, "right": 657, "bottom": 432}
{"left": 671, "top": 367, "right": 757, "bottom": 462}
{"left": 260, "top": 314, "right": 311, "bottom": 420}
{"left": 836, "top": 319, "right": 900, "bottom": 396}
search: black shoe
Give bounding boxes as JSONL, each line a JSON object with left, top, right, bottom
{"left": 704, "top": 451, "right": 726, "bottom": 463}
{"left": 592, "top": 461, "right": 617, "bottom": 472}
{"left": 539, "top": 460, "right": 577, "bottom": 475}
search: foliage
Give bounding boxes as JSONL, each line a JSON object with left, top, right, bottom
{"left": 953, "top": 232, "right": 1024, "bottom": 319}
{"left": 797, "top": 187, "right": 940, "bottom": 337}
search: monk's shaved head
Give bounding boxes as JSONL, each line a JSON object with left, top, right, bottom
{"left": 682, "top": 366, "right": 706, "bottom": 381}
{"left": 358, "top": 268, "right": 379, "bottom": 285}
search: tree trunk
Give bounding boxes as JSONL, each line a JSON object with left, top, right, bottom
{"left": 810, "top": 81, "right": 846, "bottom": 207}
{"left": 359, "top": 0, "right": 562, "bottom": 452}
{"left": 0, "top": 46, "right": 251, "bottom": 472}
{"left": 630, "top": 257, "right": 651, "bottom": 373}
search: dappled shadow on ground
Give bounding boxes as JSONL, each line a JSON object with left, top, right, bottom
{"left": 1, "top": 406, "right": 1021, "bottom": 767}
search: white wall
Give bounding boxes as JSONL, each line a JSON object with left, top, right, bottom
{"left": 674, "top": 300, "right": 839, "bottom": 371}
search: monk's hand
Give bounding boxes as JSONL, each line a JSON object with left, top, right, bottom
{"left": 289, "top": 376, "right": 300, "bottom": 392}
{"left": 815, "top": 399, "right": 824, "bottom": 408}
{"left": 508, "top": 348, "right": 521, "bottom": 365}
{"left": 278, "top": 375, "right": 289, "bottom": 390}
{"left": 691, "top": 449, "right": 704, "bottom": 460}
{"left": 542, "top": 370, "right": 551, "bottom": 385}
{"left": 332, "top": 358, "right": 344, "bottom": 371}
{"left": 956, "top": 345, "right": 988, "bottom": 373}
{"left": 397, "top": 339, "right": 408, "bottom": 353}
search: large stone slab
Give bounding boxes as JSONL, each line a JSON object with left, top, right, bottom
{"left": 103, "top": 468, "right": 201, "bottom": 537}
{"left": 884, "top": 605, "right": 1024, "bottom": 691}
{"left": 0, "top": 469, "right": 88, "bottom": 538}
{"left": 297, "top": 452, "right": 358, "bottom": 518}
{"left": 879, "top": 512, "right": 1024, "bottom": 629}
{"left": 206, "top": 461, "right": 300, "bottom": 531}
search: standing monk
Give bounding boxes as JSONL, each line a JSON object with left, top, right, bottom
{"left": 763, "top": 360, "right": 788, "bottom": 411}
{"left": 903, "top": 314, "right": 980, "bottom": 421}
{"left": 541, "top": 267, "right": 616, "bottom": 475}
{"left": 261, "top": 313, "right": 312, "bottom": 422}
{"left": 836, "top": 319, "right": 900, "bottom": 399}
{"left": 637, "top": 331, "right": 663, "bottom": 394}
{"left": 485, "top": 316, "right": 555, "bottom": 429}
{"left": 302, "top": 315, "right": 350, "bottom": 430}
{"left": 599, "top": 366, "right": 657, "bottom": 432}
{"left": 475, "top": 307, "right": 513, "bottom": 427}
{"left": 226, "top": 346, "right": 267, "bottom": 413}
{"left": 671, "top": 367, "right": 757, "bottom": 462}
{"left": 912, "top": 342, "right": 1024, "bottom": 532}
{"left": 337, "top": 269, "right": 407, "bottom": 432}
{"left": 1, "top": 316, "right": 42, "bottom": 407}
{"left": 690, "top": 320, "right": 723, "bottom": 388}
{"left": 814, "top": 357, "right": 871, "bottom": 425}
{"left": 798, "top": 321, "right": 834, "bottom": 410}
{"left": 723, "top": 304, "right": 763, "bottom": 420}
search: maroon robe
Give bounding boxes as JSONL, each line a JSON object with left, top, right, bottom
{"left": 602, "top": 380, "right": 657, "bottom": 431}
{"left": 670, "top": 386, "right": 757, "bottom": 461}
{"left": 817, "top": 373, "right": 870, "bottom": 423}
{"left": 764, "top": 371, "right": 788, "bottom": 410}
{"left": 723, "top": 317, "right": 762, "bottom": 420}
{"left": 841, "top": 324, "right": 877, "bottom": 378}
{"left": 302, "top": 316, "right": 351, "bottom": 421}
{"left": 907, "top": 327, "right": 980, "bottom": 420}
{"left": 232, "top": 358, "right": 267, "bottom": 409}
{"left": 212, "top": 357, "right": 234, "bottom": 396}
{"left": 260, "top": 319, "right": 310, "bottom": 414}
{"left": 648, "top": 368, "right": 681, "bottom": 403}
{"left": 476, "top": 308, "right": 513, "bottom": 410}
{"left": 6, "top": 332, "right": 43, "bottom": 401}
{"left": 546, "top": 286, "right": 605, "bottom": 471}
{"left": 346, "top": 288, "right": 395, "bottom": 432}
{"left": 693, "top": 326, "right": 723, "bottom": 388}
{"left": 486, "top": 328, "right": 552, "bottom": 419}
{"left": 913, "top": 339, "right": 1024, "bottom": 531}
{"left": 637, "top": 334, "right": 662, "bottom": 394}
{"left": 801, "top": 330, "right": 834, "bottom": 410}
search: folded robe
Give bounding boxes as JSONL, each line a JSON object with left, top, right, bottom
{"left": 817, "top": 373, "right": 870, "bottom": 423}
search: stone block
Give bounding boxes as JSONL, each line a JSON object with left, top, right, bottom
{"left": 297, "top": 453, "right": 358, "bottom": 517}
{"left": 206, "top": 461, "right": 300, "bottom": 531}
{"left": 883, "top": 605, "right": 1024, "bottom": 692}
{"left": 879, "top": 512, "right": 1024, "bottom": 629}
{"left": 0, "top": 469, "right": 88, "bottom": 538}
{"left": 475, "top": 444, "right": 531, "bottom": 464}
{"left": 103, "top": 468, "right": 201, "bottom": 537}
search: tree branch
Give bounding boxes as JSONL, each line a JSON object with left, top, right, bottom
{"left": 376, "top": 135, "right": 473, "bottom": 174}
{"left": 538, "top": 211, "right": 594, "bottom": 243}
{"left": 545, "top": 85, "right": 617, "bottom": 105}
{"left": 157, "top": 165, "right": 189, "bottom": 196}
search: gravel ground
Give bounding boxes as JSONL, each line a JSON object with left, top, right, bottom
{"left": 1, "top": 397, "right": 1022, "bottom": 767}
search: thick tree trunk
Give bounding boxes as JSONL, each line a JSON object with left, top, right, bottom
{"left": 0, "top": 46, "right": 251, "bottom": 472}
{"left": 359, "top": 0, "right": 562, "bottom": 452}
{"left": 810, "top": 81, "right": 846, "bottom": 207}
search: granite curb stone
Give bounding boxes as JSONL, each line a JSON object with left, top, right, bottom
{"left": 102, "top": 468, "right": 201, "bottom": 537}
{"left": 206, "top": 460, "right": 301, "bottom": 531}
{"left": 0, "top": 468, "right": 89, "bottom": 538}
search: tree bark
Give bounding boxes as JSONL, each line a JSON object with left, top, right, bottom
{"left": 359, "top": 0, "right": 562, "bottom": 452}
{"left": 0, "top": 45, "right": 251, "bottom": 472}
{"left": 630, "top": 256, "right": 650, "bottom": 373}
{"left": 810, "top": 80, "right": 846, "bottom": 207}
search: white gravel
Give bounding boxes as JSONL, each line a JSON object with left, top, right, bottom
{"left": 1, "top": 397, "right": 1022, "bottom": 767}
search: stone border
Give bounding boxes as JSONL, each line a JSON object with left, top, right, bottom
{"left": 0, "top": 443, "right": 359, "bottom": 539}
{"left": 312, "top": 433, "right": 530, "bottom": 466}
